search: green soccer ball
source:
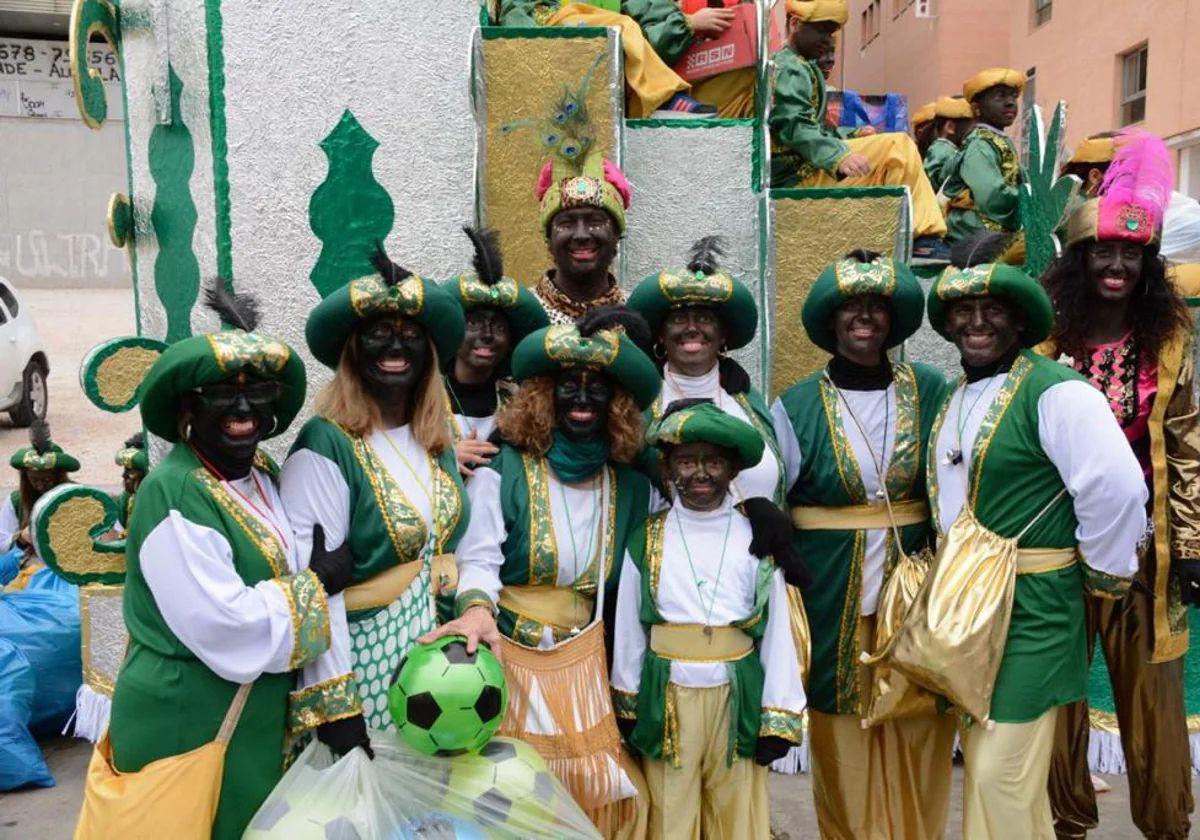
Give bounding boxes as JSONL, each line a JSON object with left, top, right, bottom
{"left": 387, "top": 635, "right": 508, "bottom": 756}
{"left": 444, "top": 737, "right": 562, "bottom": 832}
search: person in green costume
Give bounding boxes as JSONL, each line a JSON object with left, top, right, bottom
{"left": 924, "top": 256, "right": 1147, "bottom": 838}
{"left": 429, "top": 306, "right": 659, "bottom": 839}
{"left": 442, "top": 226, "right": 549, "bottom": 478}
{"left": 923, "top": 94, "right": 974, "bottom": 193}
{"left": 112, "top": 432, "right": 148, "bottom": 531}
{"left": 102, "top": 283, "right": 353, "bottom": 840}
{"left": 280, "top": 245, "right": 469, "bottom": 749}
{"left": 771, "top": 250, "right": 954, "bottom": 838}
{"left": 1, "top": 419, "right": 79, "bottom": 590}
{"left": 611, "top": 399, "right": 806, "bottom": 839}
{"left": 941, "top": 68, "right": 1024, "bottom": 246}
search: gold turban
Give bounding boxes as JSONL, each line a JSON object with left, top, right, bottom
{"left": 911, "top": 102, "right": 936, "bottom": 128}
{"left": 963, "top": 68, "right": 1025, "bottom": 102}
{"left": 935, "top": 95, "right": 973, "bottom": 120}
{"left": 786, "top": 0, "right": 849, "bottom": 26}
{"left": 1068, "top": 135, "right": 1117, "bottom": 165}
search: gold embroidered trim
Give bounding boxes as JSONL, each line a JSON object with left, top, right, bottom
{"left": 287, "top": 672, "right": 361, "bottom": 733}
{"left": 273, "top": 568, "right": 332, "bottom": 670}
{"left": 193, "top": 469, "right": 287, "bottom": 578}
{"left": 522, "top": 453, "right": 559, "bottom": 585}
{"left": 968, "top": 354, "right": 1034, "bottom": 511}
{"left": 818, "top": 378, "right": 868, "bottom": 503}
{"left": 613, "top": 689, "right": 638, "bottom": 720}
{"left": 759, "top": 707, "right": 804, "bottom": 743}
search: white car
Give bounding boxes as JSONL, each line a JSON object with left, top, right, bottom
{"left": 0, "top": 278, "right": 48, "bottom": 427}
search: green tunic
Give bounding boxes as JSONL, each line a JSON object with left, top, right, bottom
{"left": 777, "top": 362, "right": 947, "bottom": 715}
{"left": 769, "top": 47, "right": 854, "bottom": 187}
{"left": 624, "top": 510, "right": 774, "bottom": 765}
{"left": 114, "top": 490, "right": 134, "bottom": 529}
{"left": 455, "top": 444, "right": 650, "bottom": 646}
{"left": 941, "top": 125, "right": 1021, "bottom": 242}
{"left": 928, "top": 352, "right": 1107, "bottom": 723}
{"left": 498, "top": 0, "right": 693, "bottom": 61}
{"left": 923, "top": 137, "right": 958, "bottom": 192}
{"left": 110, "top": 445, "right": 329, "bottom": 840}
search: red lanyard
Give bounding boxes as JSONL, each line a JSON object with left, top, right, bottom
{"left": 193, "top": 448, "right": 290, "bottom": 551}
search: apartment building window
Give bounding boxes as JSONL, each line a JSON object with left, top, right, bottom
{"left": 862, "top": 0, "right": 882, "bottom": 45}
{"left": 1033, "top": 0, "right": 1052, "bottom": 27}
{"left": 893, "top": 0, "right": 914, "bottom": 20}
{"left": 1120, "top": 45, "right": 1148, "bottom": 126}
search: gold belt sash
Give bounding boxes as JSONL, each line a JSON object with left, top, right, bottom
{"left": 1016, "top": 547, "right": 1077, "bottom": 575}
{"left": 649, "top": 624, "right": 753, "bottom": 662}
{"left": 343, "top": 554, "right": 458, "bottom": 613}
{"left": 791, "top": 499, "right": 930, "bottom": 531}
{"left": 498, "top": 585, "right": 594, "bottom": 631}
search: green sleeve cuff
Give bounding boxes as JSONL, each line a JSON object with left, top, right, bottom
{"left": 759, "top": 707, "right": 804, "bottom": 744}
{"left": 455, "top": 588, "right": 496, "bottom": 617}
{"left": 274, "top": 568, "right": 332, "bottom": 669}
{"left": 613, "top": 689, "right": 639, "bottom": 720}
{"left": 287, "top": 672, "right": 361, "bottom": 733}
{"left": 1083, "top": 565, "right": 1133, "bottom": 600}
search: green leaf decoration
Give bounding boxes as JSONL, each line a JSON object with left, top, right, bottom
{"left": 32, "top": 485, "right": 126, "bottom": 585}
{"left": 148, "top": 65, "right": 201, "bottom": 343}
{"left": 1019, "top": 101, "right": 1080, "bottom": 280}
{"left": 69, "top": 0, "right": 120, "bottom": 130}
{"left": 308, "top": 110, "right": 395, "bottom": 298}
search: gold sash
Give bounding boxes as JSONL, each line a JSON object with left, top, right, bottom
{"left": 1016, "top": 547, "right": 1076, "bottom": 575}
{"left": 342, "top": 554, "right": 458, "bottom": 613}
{"left": 649, "top": 624, "right": 753, "bottom": 662}
{"left": 498, "top": 585, "right": 595, "bottom": 632}
{"left": 791, "top": 499, "right": 930, "bottom": 531}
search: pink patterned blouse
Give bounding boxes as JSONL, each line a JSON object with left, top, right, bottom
{"left": 1066, "top": 332, "right": 1157, "bottom": 477}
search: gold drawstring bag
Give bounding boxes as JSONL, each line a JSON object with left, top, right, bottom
{"left": 885, "top": 490, "right": 1067, "bottom": 724}
{"left": 74, "top": 682, "right": 252, "bottom": 839}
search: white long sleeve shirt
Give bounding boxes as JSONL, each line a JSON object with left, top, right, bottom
{"left": 0, "top": 493, "right": 19, "bottom": 552}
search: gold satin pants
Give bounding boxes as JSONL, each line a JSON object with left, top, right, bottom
{"left": 797, "top": 133, "right": 949, "bottom": 238}
{"left": 691, "top": 68, "right": 756, "bottom": 119}
{"left": 961, "top": 707, "right": 1060, "bottom": 840}
{"left": 546, "top": 5, "right": 690, "bottom": 118}
{"left": 642, "top": 684, "right": 769, "bottom": 840}
{"left": 808, "top": 617, "right": 957, "bottom": 840}
{"left": 1048, "top": 589, "right": 1194, "bottom": 840}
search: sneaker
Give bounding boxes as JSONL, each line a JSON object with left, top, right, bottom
{"left": 652, "top": 93, "right": 718, "bottom": 119}
{"left": 911, "top": 235, "right": 951, "bottom": 264}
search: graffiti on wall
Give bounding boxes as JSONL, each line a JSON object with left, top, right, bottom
{"left": 0, "top": 231, "right": 127, "bottom": 282}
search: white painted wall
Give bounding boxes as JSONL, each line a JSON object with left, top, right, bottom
{"left": 0, "top": 115, "right": 130, "bottom": 288}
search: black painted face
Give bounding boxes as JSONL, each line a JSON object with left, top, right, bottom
{"left": 554, "top": 368, "right": 613, "bottom": 442}
{"left": 456, "top": 307, "right": 513, "bottom": 380}
{"left": 817, "top": 47, "right": 836, "bottom": 79}
{"left": 186, "top": 372, "right": 280, "bottom": 479}
{"left": 789, "top": 20, "right": 837, "bottom": 60}
{"left": 832, "top": 294, "right": 892, "bottom": 365}
{"left": 944, "top": 296, "right": 1024, "bottom": 368}
{"left": 1085, "top": 240, "right": 1145, "bottom": 304}
{"left": 122, "top": 467, "right": 144, "bottom": 496}
{"left": 356, "top": 315, "right": 429, "bottom": 404}
{"left": 547, "top": 207, "right": 619, "bottom": 282}
{"left": 25, "top": 468, "right": 58, "bottom": 495}
{"left": 973, "top": 85, "right": 1019, "bottom": 129}
{"left": 660, "top": 305, "right": 725, "bottom": 376}
{"left": 666, "top": 441, "right": 737, "bottom": 512}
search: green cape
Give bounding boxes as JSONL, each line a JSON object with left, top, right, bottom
{"left": 510, "top": 323, "right": 662, "bottom": 410}
{"left": 646, "top": 400, "right": 765, "bottom": 467}
{"left": 802, "top": 255, "right": 925, "bottom": 353}
{"left": 926, "top": 262, "right": 1053, "bottom": 346}
{"left": 627, "top": 267, "right": 758, "bottom": 351}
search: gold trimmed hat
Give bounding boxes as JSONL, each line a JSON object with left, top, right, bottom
{"left": 1068, "top": 135, "right": 1117, "bottom": 166}
{"left": 1065, "top": 130, "right": 1174, "bottom": 249}
{"left": 927, "top": 263, "right": 1053, "bottom": 346}
{"left": 911, "top": 102, "right": 936, "bottom": 129}
{"left": 963, "top": 68, "right": 1025, "bottom": 102}
{"left": 785, "top": 0, "right": 849, "bottom": 25}
{"left": 936, "top": 95, "right": 973, "bottom": 120}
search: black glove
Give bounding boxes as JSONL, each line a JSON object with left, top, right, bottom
{"left": 773, "top": 544, "right": 814, "bottom": 591}
{"left": 1177, "top": 560, "right": 1200, "bottom": 607}
{"left": 308, "top": 524, "right": 353, "bottom": 596}
{"left": 616, "top": 717, "right": 636, "bottom": 742}
{"left": 317, "top": 714, "right": 373, "bottom": 759}
{"left": 718, "top": 355, "right": 752, "bottom": 395}
{"left": 742, "top": 497, "right": 793, "bottom": 559}
{"left": 754, "top": 735, "right": 793, "bottom": 766}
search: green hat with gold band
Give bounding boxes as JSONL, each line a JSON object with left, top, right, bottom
{"left": 627, "top": 237, "right": 758, "bottom": 351}
{"left": 140, "top": 284, "right": 308, "bottom": 443}
{"left": 926, "top": 263, "right": 1053, "bottom": 346}
{"left": 647, "top": 400, "right": 765, "bottom": 468}
{"left": 802, "top": 254, "right": 925, "bottom": 353}
{"left": 307, "top": 248, "right": 467, "bottom": 370}
{"left": 511, "top": 321, "right": 662, "bottom": 411}
{"left": 442, "top": 227, "right": 550, "bottom": 350}
{"left": 115, "top": 437, "right": 149, "bottom": 473}
{"left": 10, "top": 422, "right": 80, "bottom": 473}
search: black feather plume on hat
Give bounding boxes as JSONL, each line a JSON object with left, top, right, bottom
{"left": 687, "top": 236, "right": 726, "bottom": 275}
{"left": 370, "top": 243, "right": 413, "bottom": 288}
{"left": 464, "top": 226, "right": 504, "bottom": 287}
{"left": 30, "top": 419, "right": 51, "bottom": 455}
{"left": 204, "top": 278, "right": 260, "bottom": 332}
{"left": 950, "top": 231, "right": 1013, "bottom": 269}
{"left": 124, "top": 431, "right": 145, "bottom": 450}
{"left": 576, "top": 305, "right": 653, "bottom": 357}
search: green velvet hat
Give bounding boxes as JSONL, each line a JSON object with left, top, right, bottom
{"left": 442, "top": 228, "right": 550, "bottom": 363}
{"left": 926, "top": 262, "right": 1053, "bottom": 346}
{"left": 114, "top": 433, "right": 149, "bottom": 473}
{"left": 140, "top": 284, "right": 308, "bottom": 442}
{"left": 802, "top": 253, "right": 925, "bottom": 353}
{"left": 307, "top": 248, "right": 466, "bottom": 370}
{"left": 10, "top": 421, "right": 80, "bottom": 473}
{"left": 627, "top": 236, "right": 758, "bottom": 351}
{"left": 647, "top": 400, "right": 765, "bottom": 467}
{"left": 511, "top": 320, "right": 662, "bottom": 411}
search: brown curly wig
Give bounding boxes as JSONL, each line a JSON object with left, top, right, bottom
{"left": 1041, "top": 241, "right": 1190, "bottom": 364}
{"left": 497, "top": 374, "right": 645, "bottom": 464}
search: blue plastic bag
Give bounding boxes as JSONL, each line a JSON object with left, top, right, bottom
{"left": 0, "top": 548, "right": 21, "bottom": 587}
{"left": 0, "top": 580, "right": 82, "bottom": 736}
{"left": 0, "top": 637, "right": 54, "bottom": 790}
